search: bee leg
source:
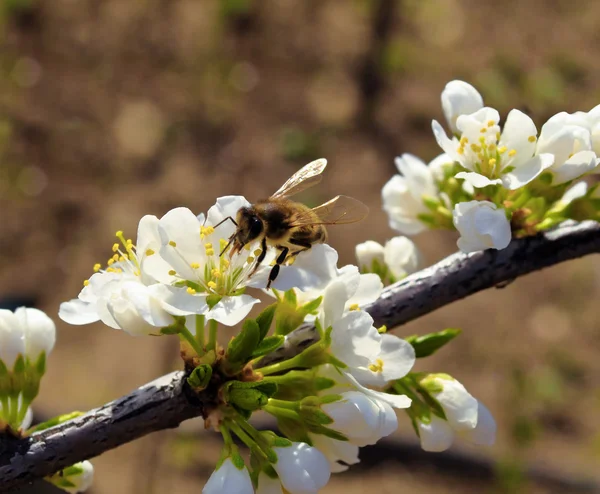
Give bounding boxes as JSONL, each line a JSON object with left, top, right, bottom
{"left": 266, "top": 246, "right": 289, "bottom": 289}
{"left": 249, "top": 237, "right": 268, "bottom": 277}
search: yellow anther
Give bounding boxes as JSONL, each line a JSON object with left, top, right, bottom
{"left": 119, "top": 255, "right": 126, "bottom": 262}
{"left": 93, "top": 263, "right": 101, "bottom": 272}
{"left": 247, "top": 256, "right": 255, "bottom": 263}
{"left": 206, "top": 249, "right": 215, "bottom": 256}
{"left": 168, "top": 269, "right": 177, "bottom": 276}
{"left": 211, "top": 268, "right": 221, "bottom": 278}
{"left": 496, "top": 132, "right": 500, "bottom": 140}
{"left": 126, "top": 239, "right": 133, "bottom": 245}
{"left": 480, "top": 127, "right": 487, "bottom": 133}
{"left": 349, "top": 303, "right": 360, "bottom": 311}
{"left": 205, "top": 243, "right": 213, "bottom": 249}
{"left": 528, "top": 135, "right": 536, "bottom": 142}
{"left": 112, "top": 243, "right": 119, "bottom": 252}
{"left": 487, "top": 120, "right": 495, "bottom": 127}
{"left": 498, "top": 146, "right": 507, "bottom": 154}
{"left": 508, "top": 149, "right": 517, "bottom": 157}
{"left": 145, "top": 249, "right": 155, "bottom": 256}
{"left": 115, "top": 230, "right": 123, "bottom": 237}
{"left": 106, "top": 267, "right": 115, "bottom": 273}
{"left": 204, "top": 226, "right": 215, "bottom": 235}
{"left": 488, "top": 143, "right": 496, "bottom": 151}
{"left": 221, "top": 258, "right": 230, "bottom": 268}
{"left": 470, "top": 143, "right": 480, "bottom": 152}
{"left": 83, "top": 279, "right": 90, "bottom": 287}
{"left": 478, "top": 136, "right": 486, "bottom": 144}
{"left": 107, "top": 258, "right": 115, "bottom": 266}
{"left": 115, "top": 268, "right": 123, "bottom": 273}
{"left": 169, "top": 240, "right": 177, "bottom": 247}
{"left": 457, "top": 147, "right": 464, "bottom": 155}
{"left": 186, "top": 287, "right": 196, "bottom": 295}
{"left": 244, "top": 244, "right": 252, "bottom": 251}
{"left": 208, "top": 281, "right": 217, "bottom": 290}
{"left": 190, "top": 262, "right": 200, "bottom": 269}
{"left": 460, "top": 136, "right": 468, "bottom": 145}
{"left": 368, "top": 358, "right": 384, "bottom": 373}
{"left": 112, "top": 254, "right": 119, "bottom": 261}
{"left": 254, "top": 249, "right": 262, "bottom": 257}
{"left": 488, "top": 158, "right": 497, "bottom": 166}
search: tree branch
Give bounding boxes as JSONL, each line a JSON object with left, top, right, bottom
{"left": 1, "top": 220, "right": 599, "bottom": 491}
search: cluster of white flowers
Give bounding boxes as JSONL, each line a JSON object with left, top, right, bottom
{"left": 382, "top": 80, "right": 600, "bottom": 253}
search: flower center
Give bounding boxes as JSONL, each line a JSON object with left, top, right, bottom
{"left": 83, "top": 230, "right": 140, "bottom": 286}
{"left": 368, "top": 358, "right": 384, "bottom": 373}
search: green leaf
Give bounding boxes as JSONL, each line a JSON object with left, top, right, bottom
{"left": 251, "top": 335, "right": 285, "bottom": 358}
{"left": 28, "top": 411, "right": 84, "bottom": 433}
{"left": 256, "top": 303, "right": 277, "bottom": 341}
{"left": 187, "top": 364, "right": 213, "bottom": 390}
{"left": 405, "top": 328, "right": 462, "bottom": 358}
{"left": 227, "top": 319, "right": 261, "bottom": 364}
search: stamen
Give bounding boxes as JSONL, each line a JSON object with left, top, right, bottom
{"left": 107, "top": 258, "right": 115, "bottom": 266}
{"left": 190, "top": 262, "right": 200, "bottom": 269}
{"left": 528, "top": 135, "right": 536, "bottom": 143}
{"left": 168, "top": 270, "right": 177, "bottom": 276}
{"left": 211, "top": 268, "right": 221, "bottom": 278}
{"left": 487, "top": 120, "right": 495, "bottom": 127}
{"left": 186, "top": 287, "right": 196, "bottom": 294}
{"left": 93, "top": 263, "right": 101, "bottom": 272}
{"left": 488, "top": 158, "right": 497, "bottom": 166}
{"left": 479, "top": 127, "right": 487, "bottom": 133}
{"left": 145, "top": 249, "right": 155, "bottom": 256}
{"left": 112, "top": 243, "right": 119, "bottom": 253}
{"left": 208, "top": 281, "right": 217, "bottom": 290}
{"left": 169, "top": 240, "right": 177, "bottom": 247}
{"left": 498, "top": 146, "right": 507, "bottom": 154}
{"left": 508, "top": 149, "right": 517, "bottom": 157}
{"left": 83, "top": 279, "right": 90, "bottom": 287}
{"left": 368, "top": 358, "right": 384, "bottom": 373}
{"left": 349, "top": 303, "right": 360, "bottom": 311}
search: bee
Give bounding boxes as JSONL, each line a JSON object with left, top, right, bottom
{"left": 216, "top": 159, "right": 369, "bottom": 288}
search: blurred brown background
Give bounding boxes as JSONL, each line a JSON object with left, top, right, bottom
{"left": 1, "top": 0, "right": 600, "bottom": 493}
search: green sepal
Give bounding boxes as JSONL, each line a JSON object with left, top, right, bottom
{"left": 300, "top": 296, "right": 322, "bottom": 315}
{"left": 160, "top": 315, "right": 187, "bottom": 335}
{"left": 308, "top": 424, "right": 348, "bottom": 442}
{"left": 187, "top": 364, "right": 213, "bottom": 391}
{"left": 277, "top": 416, "right": 310, "bottom": 443}
{"left": 251, "top": 335, "right": 285, "bottom": 358}
{"left": 223, "top": 381, "right": 278, "bottom": 412}
{"left": 206, "top": 294, "right": 223, "bottom": 310}
{"left": 318, "top": 393, "right": 342, "bottom": 405}
{"left": 27, "top": 411, "right": 84, "bottom": 434}
{"left": 35, "top": 352, "right": 46, "bottom": 376}
{"left": 11, "top": 355, "right": 26, "bottom": 395}
{"left": 256, "top": 303, "right": 277, "bottom": 341}
{"left": 283, "top": 289, "right": 297, "bottom": 305}
{"left": 230, "top": 450, "right": 247, "bottom": 470}
{"left": 405, "top": 328, "right": 461, "bottom": 358}
{"left": 275, "top": 300, "right": 304, "bottom": 336}
{"left": 227, "top": 319, "right": 261, "bottom": 364}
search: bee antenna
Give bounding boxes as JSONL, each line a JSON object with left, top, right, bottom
{"left": 213, "top": 216, "right": 238, "bottom": 229}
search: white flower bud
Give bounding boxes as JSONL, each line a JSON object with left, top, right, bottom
{"left": 417, "top": 415, "right": 455, "bottom": 452}
{"left": 322, "top": 391, "right": 397, "bottom": 446}
{"left": 63, "top": 461, "right": 94, "bottom": 493}
{"left": 272, "top": 442, "right": 331, "bottom": 494}
{"left": 441, "top": 80, "right": 484, "bottom": 134}
{"left": 0, "top": 309, "right": 25, "bottom": 368}
{"left": 426, "top": 376, "right": 478, "bottom": 431}
{"left": 383, "top": 236, "right": 421, "bottom": 279}
{"left": 203, "top": 458, "right": 253, "bottom": 494}
{"left": 355, "top": 241, "right": 385, "bottom": 272}
{"left": 453, "top": 201, "right": 511, "bottom": 253}
{"left": 15, "top": 307, "right": 56, "bottom": 361}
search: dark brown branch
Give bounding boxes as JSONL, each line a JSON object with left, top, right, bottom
{"left": 1, "top": 220, "right": 599, "bottom": 491}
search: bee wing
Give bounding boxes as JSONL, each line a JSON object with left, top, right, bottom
{"left": 270, "top": 158, "right": 328, "bottom": 199}
{"left": 291, "top": 195, "right": 369, "bottom": 226}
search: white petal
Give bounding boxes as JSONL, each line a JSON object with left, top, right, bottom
{"left": 464, "top": 401, "right": 496, "bottom": 446}
{"left": 343, "top": 372, "right": 411, "bottom": 409}
{"left": 59, "top": 299, "right": 100, "bottom": 325}
{"left": 203, "top": 459, "right": 253, "bottom": 494}
{"left": 455, "top": 172, "right": 502, "bottom": 188}
{"left": 441, "top": 80, "right": 484, "bottom": 134}
{"left": 500, "top": 153, "right": 554, "bottom": 190}
{"left": 106, "top": 297, "right": 158, "bottom": 336}
{"left": 418, "top": 416, "right": 455, "bottom": 452}
{"left": 136, "top": 215, "right": 161, "bottom": 254}
{"left": 121, "top": 282, "right": 174, "bottom": 327}
{"left": 330, "top": 311, "right": 380, "bottom": 367}
{"left": 206, "top": 195, "right": 251, "bottom": 239}
{"left": 148, "top": 284, "right": 210, "bottom": 316}
{"left": 272, "top": 443, "right": 331, "bottom": 494}
{"left": 499, "top": 109, "right": 538, "bottom": 169}
{"left": 345, "top": 273, "right": 383, "bottom": 309}
{"left": 433, "top": 378, "right": 478, "bottom": 431}
{"left": 206, "top": 294, "right": 261, "bottom": 326}
{"left": 376, "top": 334, "right": 416, "bottom": 381}
{"left": 395, "top": 153, "right": 437, "bottom": 197}
{"left": 0, "top": 310, "right": 25, "bottom": 367}
{"left": 432, "top": 120, "right": 463, "bottom": 164}
{"left": 355, "top": 240, "right": 385, "bottom": 271}
{"left": 559, "top": 181, "right": 588, "bottom": 205}
{"left": 549, "top": 150, "right": 598, "bottom": 185}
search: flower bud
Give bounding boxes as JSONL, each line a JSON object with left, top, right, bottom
{"left": 383, "top": 236, "right": 421, "bottom": 279}
{"left": 203, "top": 458, "right": 253, "bottom": 494}
{"left": 47, "top": 461, "right": 94, "bottom": 493}
{"left": 355, "top": 241, "right": 385, "bottom": 273}
{"left": 272, "top": 442, "right": 330, "bottom": 494}
{"left": 0, "top": 310, "right": 25, "bottom": 369}
{"left": 321, "top": 391, "right": 397, "bottom": 446}
{"left": 420, "top": 374, "right": 478, "bottom": 431}
{"left": 16, "top": 307, "right": 56, "bottom": 361}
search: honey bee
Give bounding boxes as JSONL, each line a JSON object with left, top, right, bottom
{"left": 216, "top": 159, "right": 369, "bottom": 288}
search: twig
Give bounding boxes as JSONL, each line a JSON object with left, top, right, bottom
{"left": 0, "top": 220, "right": 599, "bottom": 491}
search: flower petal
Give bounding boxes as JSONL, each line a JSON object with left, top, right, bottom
{"left": 206, "top": 294, "right": 261, "bottom": 326}
{"left": 59, "top": 299, "right": 100, "bottom": 325}
{"left": 499, "top": 109, "right": 538, "bottom": 169}
{"left": 500, "top": 153, "right": 554, "bottom": 190}
{"left": 455, "top": 172, "right": 502, "bottom": 189}
{"left": 549, "top": 150, "right": 598, "bottom": 185}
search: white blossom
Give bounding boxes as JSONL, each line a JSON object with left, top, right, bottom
{"left": 321, "top": 391, "right": 397, "bottom": 447}
{"left": 434, "top": 108, "right": 555, "bottom": 190}
{"left": 272, "top": 442, "right": 331, "bottom": 494}
{"left": 0, "top": 310, "right": 26, "bottom": 368}
{"left": 59, "top": 215, "right": 194, "bottom": 336}
{"left": 536, "top": 111, "right": 598, "bottom": 184}
{"left": 453, "top": 201, "right": 511, "bottom": 253}
{"left": 203, "top": 458, "right": 253, "bottom": 494}
{"left": 441, "top": 80, "right": 484, "bottom": 135}
{"left": 146, "top": 197, "right": 267, "bottom": 326}
{"left": 382, "top": 153, "right": 444, "bottom": 235}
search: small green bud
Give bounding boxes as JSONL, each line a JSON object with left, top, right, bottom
{"left": 187, "top": 364, "right": 213, "bottom": 391}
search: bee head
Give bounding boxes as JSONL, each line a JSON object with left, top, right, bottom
{"left": 234, "top": 207, "right": 264, "bottom": 246}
